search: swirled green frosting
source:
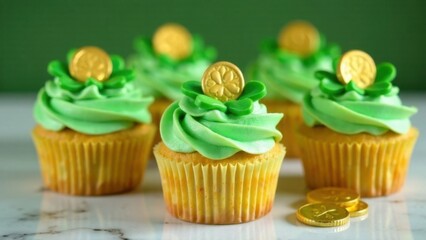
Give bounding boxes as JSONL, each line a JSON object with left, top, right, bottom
{"left": 127, "top": 35, "right": 216, "bottom": 101}
{"left": 303, "top": 63, "right": 417, "bottom": 135}
{"left": 34, "top": 49, "right": 154, "bottom": 135}
{"left": 160, "top": 81, "right": 283, "bottom": 159}
{"left": 249, "top": 35, "right": 341, "bottom": 103}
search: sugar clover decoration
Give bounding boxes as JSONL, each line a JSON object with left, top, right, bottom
{"left": 316, "top": 62, "right": 396, "bottom": 97}
{"left": 181, "top": 81, "right": 267, "bottom": 116}
{"left": 48, "top": 49, "right": 135, "bottom": 92}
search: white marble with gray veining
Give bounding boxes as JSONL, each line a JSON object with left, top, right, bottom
{"left": 0, "top": 94, "right": 425, "bottom": 240}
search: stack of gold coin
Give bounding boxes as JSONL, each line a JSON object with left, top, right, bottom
{"left": 297, "top": 187, "right": 368, "bottom": 227}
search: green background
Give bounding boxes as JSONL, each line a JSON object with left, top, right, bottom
{"left": 1, "top": 0, "right": 425, "bottom": 92}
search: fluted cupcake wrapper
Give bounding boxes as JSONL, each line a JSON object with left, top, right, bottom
{"left": 154, "top": 143, "right": 285, "bottom": 224}
{"left": 162, "top": 211, "right": 276, "bottom": 239}
{"left": 32, "top": 124, "right": 156, "bottom": 196}
{"left": 262, "top": 99, "right": 302, "bottom": 158}
{"left": 298, "top": 126, "right": 418, "bottom": 197}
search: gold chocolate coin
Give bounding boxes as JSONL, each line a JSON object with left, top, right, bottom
{"left": 153, "top": 23, "right": 192, "bottom": 60}
{"left": 201, "top": 61, "right": 245, "bottom": 102}
{"left": 278, "top": 20, "right": 320, "bottom": 57}
{"left": 346, "top": 203, "right": 358, "bottom": 212}
{"left": 297, "top": 203, "right": 350, "bottom": 227}
{"left": 348, "top": 200, "right": 368, "bottom": 217}
{"left": 307, "top": 187, "right": 360, "bottom": 208}
{"left": 337, "top": 50, "right": 376, "bottom": 89}
{"left": 69, "top": 46, "right": 112, "bottom": 82}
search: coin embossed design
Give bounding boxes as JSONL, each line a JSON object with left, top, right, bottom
{"left": 153, "top": 23, "right": 192, "bottom": 60}
{"left": 297, "top": 203, "right": 350, "bottom": 227}
{"left": 307, "top": 187, "right": 360, "bottom": 208}
{"left": 278, "top": 21, "right": 320, "bottom": 57}
{"left": 337, "top": 50, "right": 376, "bottom": 89}
{"left": 201, "top": 61, "right": 245, "bottom": 102}
{"left": 69, "top": 46, "right": 112, "bottom": 82}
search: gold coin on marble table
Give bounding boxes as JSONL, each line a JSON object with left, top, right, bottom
{"left": 307, "top": 187, "right": 360, "bottom": 208}
{"left": 297, "top": 203, "right": 350, "bottom": 227}
{"left": 348, "top": 200, "right": 368, "bottom": 217}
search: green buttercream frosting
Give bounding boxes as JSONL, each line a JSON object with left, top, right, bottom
{"left": 303, "top": 63, "right": 417, "bottom": 135}
{"left": 128, "top": 35, "right": 217, "bottom": 101}
{"left": 249, "top": 35, "right": 341, "bottom": 103}
{"left": 34, "top": 49, "right": 154, "bottom": 135}
{"left": 160, "top": 81, "right": 283, "bottom": 160}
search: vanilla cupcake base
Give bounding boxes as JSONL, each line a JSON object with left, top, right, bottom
{"left": 154, "top": 142, "right": 285, "bottom": 224}
{"left": 32, "top": 124, "right": 156, "bottom": 196}
{"left": 297, "top": 125, "right": 419, "bottom": 197}
{"left": 262, "top": 99, "right": 302, "bottom": 158}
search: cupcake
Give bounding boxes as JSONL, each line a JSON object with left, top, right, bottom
{"left": 298, "top": 50, "right": 418, "bottom": 197}
{"left": 154, "top": 61, "right": 285, "bottom": 224}
{"left": 128, "top": 23, "right": 217, "bottom": 144}
{"left": 32, "top": 46, "right": 156, "bottom": 196}
{"left": 249, "top": 20, "right": 341, "bottom": 157}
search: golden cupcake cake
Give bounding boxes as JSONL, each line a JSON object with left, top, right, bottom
{"left": 154, "top": 61, "right": 285, "bottom": 224}
{"left": 249, "top": 20, "right": 341, "bottom": 157}
{"left": 298, "top": 50, "right": 418, "bottom": 197}
{"left": 32, "top": 46, "right": 156, "bottom": 196}
{"left": 128, "top": 23, "right": 217, "bottom": 144}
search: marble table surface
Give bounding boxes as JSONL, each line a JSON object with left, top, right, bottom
{"left": 0, "top": 94, "right": 425, "bottom": 240}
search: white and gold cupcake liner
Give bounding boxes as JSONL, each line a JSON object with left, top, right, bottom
{"left": 154, "top": 142, "right": 285, "bottom": 224}
{"left": 298, "top": 125, "right": 418, "bottom": 197}
{"left": 32, "top": 124, "right": 156, "bottom": 196}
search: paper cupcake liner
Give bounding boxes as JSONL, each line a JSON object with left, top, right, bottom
{"left": 162, "top": 211, "right": 276, "bottom": 238}
{"left": 154, "top": 143, "right": 285, "bottom": 224}
{"left": 149, "top": 99, "right": 173, "bottom": 145}
{"left": 32, "top": 124, "right": 156, "bottom": 196}
{"left": 298, "top": 126, "right": 418, "bottom": 197}
{"left": 262, "top": 99, "right": 302, "bottom": 158}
